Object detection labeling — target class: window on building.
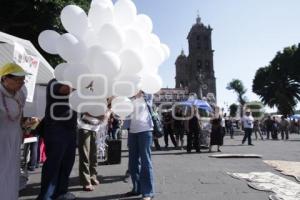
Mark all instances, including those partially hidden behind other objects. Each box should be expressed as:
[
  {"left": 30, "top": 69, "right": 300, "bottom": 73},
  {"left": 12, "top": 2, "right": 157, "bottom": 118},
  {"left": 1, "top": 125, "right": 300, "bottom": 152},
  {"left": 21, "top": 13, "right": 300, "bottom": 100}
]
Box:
[
  {"left": 196, "top": 35, "right": 201, "bottom": 40},
  {"left": 205, "top": 60, "right": 209, "bottom": 68},
  {"left": 197, "top": 60, "right": 202, "bottom": 71},
  {"left": 204, "top": 36, "right": 209, "bottom": 50},
  {"left": 197, "top": 42, "right": 201, "bottom": 50}
]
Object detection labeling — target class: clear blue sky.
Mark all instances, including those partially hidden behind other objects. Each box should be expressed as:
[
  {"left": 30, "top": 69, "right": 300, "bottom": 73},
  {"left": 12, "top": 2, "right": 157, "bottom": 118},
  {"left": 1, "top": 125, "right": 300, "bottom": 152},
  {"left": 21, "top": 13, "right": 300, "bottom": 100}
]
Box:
[{"left": 131, "top": 0, "right": 300, "bottom": 111}]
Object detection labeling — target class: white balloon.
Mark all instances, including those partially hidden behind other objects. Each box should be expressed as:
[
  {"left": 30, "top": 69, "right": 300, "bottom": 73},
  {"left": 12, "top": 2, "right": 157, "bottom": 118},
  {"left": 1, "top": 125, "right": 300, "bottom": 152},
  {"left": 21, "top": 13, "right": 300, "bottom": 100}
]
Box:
[
  {"left": 111, "top": 96, "right": 134, "bottom": 119},
  {"left": 82, "top": 45, "right": 104, "bottom": 65},
  {"left": 80, "top": 101, "right": 107, "bottom": 116},
  {"left": 60, "top": 5, "right": 88, "bottom": 38},
  {"left": 123, "top": 28, "right": 145, "bottom": 51},
  {"left": 89, "top": 50, "right": 121, "bottom": 79},
  {"left": 119, "top": 49, "right": 143, "bottom": 74},
  {"left": 140, "top": 73, "right": 163, "bottom": 94},
  {"left": 114, "top": 0, "right": 137, "bottom": 28},
  {"left": 91, "top": 0, "right": 113, "bottom": 9},
  {"left": 54, "top": 63, "right": 69, "bottom": 83},
  {"left": 160, "top": 43, "right": 170, "bottom": 60},
  {"left": 82, "top": 28, "right": 99, "bottom": 48},
  {"left": 69, "top": 90, "right": 85, "bottom": 112},
  {"left": 148, "top": 33, "right": 161, "bottom": 45},
  {"left": 133, "top": 14, "right": 153, "bottom": 33},
  {"left": 113, "top": 74, "right": 142, "bottom": 97},
  {"left": 97, "top": 23, "right": 125, "bottom": 52},
  {"left": 63, "top": 63, "right": 92, "bottom": 89},
  {"left": 77, "top": 74, "right": 109, "bottom": 99},
  {"left": 143, "top": 45, "right": 164, "bottom": 72},
  {"left": 38, "top": 30, "right": 60, "bottom": 54},
  {"left": 56, "top": 33, "right": 88, "bottom": 62},
  {"left": 88, "top": 4, "right": 114, "bottom": 32},
  {"left": 69, "top": 89, "right": 108, "bottom": 116}
]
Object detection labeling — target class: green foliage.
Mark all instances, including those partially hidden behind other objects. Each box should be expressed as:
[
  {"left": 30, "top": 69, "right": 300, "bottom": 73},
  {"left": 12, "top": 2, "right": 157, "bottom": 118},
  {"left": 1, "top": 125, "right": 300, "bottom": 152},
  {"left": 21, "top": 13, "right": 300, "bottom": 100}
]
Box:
[
  {"left": 0, "top": 0, "right": 90, "bottom": 67},
  {"left": 245, "top": 101, "right": 264, "bottom": 118},
  {"left": 229, "top": 103, "right": 238, "bottom": 117},
  {"left": 252, "top": 45, "right": 300, "bottom": 115},
  {"left": 226, "top": 79, "right": 247, "bottom": 106}
]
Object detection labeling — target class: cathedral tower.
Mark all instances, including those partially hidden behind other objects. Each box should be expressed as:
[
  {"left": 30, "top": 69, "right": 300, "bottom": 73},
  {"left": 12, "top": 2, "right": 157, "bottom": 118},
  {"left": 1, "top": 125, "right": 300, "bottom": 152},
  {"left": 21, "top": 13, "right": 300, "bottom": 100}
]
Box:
[{"left": 175, "top": 15, "right": 216, "bottom": 100}]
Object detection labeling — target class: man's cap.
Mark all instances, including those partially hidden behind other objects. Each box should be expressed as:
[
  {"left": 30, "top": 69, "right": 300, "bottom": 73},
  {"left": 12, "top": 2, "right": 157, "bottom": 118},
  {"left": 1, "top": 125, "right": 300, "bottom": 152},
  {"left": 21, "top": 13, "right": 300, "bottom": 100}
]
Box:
[{"left": 0, "top": 63, "right": 31, "bottom": 77}]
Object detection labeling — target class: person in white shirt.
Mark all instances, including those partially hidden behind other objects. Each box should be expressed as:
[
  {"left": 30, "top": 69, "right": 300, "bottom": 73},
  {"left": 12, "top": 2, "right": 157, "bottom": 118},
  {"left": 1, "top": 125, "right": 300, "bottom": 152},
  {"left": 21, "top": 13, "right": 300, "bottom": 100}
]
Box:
[
  {"left": 242, "top": 110, "right": 254, "bottom": 145},
  {"left": 123, "top": 91, "right": 154, "bottom": 200}
]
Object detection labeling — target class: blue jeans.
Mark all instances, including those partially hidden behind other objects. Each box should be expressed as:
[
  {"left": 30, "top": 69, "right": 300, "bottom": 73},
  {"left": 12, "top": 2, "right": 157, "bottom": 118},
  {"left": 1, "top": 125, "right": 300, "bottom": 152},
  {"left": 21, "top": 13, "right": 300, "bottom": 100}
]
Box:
[
  {"left": 242, "top": 128, "right": 253, "bottom": 145},
  {"left": 128, "top": 131, "right": 154, "bottom": 198},
  {"left": 111, "top": 128, "right": 120, "bottom": 140},
  {"left": 37, "top": 125, "right": 76, "bottom": 200}
]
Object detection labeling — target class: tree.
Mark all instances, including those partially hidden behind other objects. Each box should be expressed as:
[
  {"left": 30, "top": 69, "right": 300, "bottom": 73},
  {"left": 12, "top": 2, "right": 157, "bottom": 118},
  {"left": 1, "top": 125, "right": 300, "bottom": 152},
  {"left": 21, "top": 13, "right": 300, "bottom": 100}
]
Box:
[
  {"left": 245, "top": 101, "right": 264, "bottom": 119},
  {"left": 0, "top": 0, "right": 90, "bottom": 67},
  {"left": 226, "top": 79, "right": 247, "bottom": 117},
  {"left": 253, "top": 45, "right": 300, "bottom": 115},
  {"left": 229, "top": 103, "right": 238, "bottom": 118}
]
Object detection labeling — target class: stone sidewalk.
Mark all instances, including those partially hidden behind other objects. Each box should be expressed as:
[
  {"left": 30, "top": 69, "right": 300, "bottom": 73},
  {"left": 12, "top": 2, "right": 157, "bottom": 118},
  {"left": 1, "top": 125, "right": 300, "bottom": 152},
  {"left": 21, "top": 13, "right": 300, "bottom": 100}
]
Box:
[{"left": 19, "top": 134, "right": 300, "bottom": 200}]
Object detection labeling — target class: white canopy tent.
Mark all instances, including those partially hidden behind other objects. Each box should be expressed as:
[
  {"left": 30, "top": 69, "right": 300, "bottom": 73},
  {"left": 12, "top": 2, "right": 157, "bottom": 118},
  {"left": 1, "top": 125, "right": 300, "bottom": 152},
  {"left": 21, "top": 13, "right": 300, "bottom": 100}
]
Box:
[
  {"left": 0, "top": 31, "right": 54, "bottom": 84},
  {"left": 0, "top": 31, "right": 55, "bottom": 117}
]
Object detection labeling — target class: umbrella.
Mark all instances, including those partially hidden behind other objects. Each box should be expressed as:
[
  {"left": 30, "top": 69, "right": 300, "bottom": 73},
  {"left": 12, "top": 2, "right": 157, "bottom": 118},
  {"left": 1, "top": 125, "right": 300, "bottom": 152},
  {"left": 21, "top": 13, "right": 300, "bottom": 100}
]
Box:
[
  {"left": 290, "top": 114, "right": 300, "bottom": 120},
  {"left": 181, "top": 99, "right": 213, "bottom": 112}
]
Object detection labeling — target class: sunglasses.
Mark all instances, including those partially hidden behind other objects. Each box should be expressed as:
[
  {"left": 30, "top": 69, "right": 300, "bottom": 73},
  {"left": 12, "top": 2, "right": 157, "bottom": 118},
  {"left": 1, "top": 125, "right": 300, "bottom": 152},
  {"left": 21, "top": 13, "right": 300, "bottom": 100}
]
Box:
[{"left": 7, "top": 76, "right": 26, "bottom": 84}]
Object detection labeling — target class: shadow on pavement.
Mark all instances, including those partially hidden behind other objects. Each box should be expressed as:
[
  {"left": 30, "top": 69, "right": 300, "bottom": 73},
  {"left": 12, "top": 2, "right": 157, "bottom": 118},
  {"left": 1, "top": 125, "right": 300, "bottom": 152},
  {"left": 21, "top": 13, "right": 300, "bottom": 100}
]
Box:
[
  {"left": 19, "top": 176, "right": 82, "bottom": 198},
  {"left": 77, "top": 193, "right": 141, "bottom": 200},
  {"left": 99, "top": 175, "right": 125, "bottom": 184}
]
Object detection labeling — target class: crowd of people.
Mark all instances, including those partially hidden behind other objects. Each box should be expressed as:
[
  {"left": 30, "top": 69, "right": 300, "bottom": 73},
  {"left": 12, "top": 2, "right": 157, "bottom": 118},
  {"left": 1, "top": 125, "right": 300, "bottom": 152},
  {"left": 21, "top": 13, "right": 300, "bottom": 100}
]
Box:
[{"left": 1, "top": 62, "right": 300, "bottom": 200}]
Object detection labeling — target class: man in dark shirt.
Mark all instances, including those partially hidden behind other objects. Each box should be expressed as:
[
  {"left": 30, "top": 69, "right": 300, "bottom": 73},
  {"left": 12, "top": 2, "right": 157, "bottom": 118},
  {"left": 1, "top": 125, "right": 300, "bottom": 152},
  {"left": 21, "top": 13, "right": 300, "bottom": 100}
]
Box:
[
  {"left": 264, "top": 116, "right": 273, "bottom": 140},
  {"left": 163, "top": 111, "right": 177, "bottom": 149},
  {"left": 37, "top": 79, "right": 77, "bottom": 200}
]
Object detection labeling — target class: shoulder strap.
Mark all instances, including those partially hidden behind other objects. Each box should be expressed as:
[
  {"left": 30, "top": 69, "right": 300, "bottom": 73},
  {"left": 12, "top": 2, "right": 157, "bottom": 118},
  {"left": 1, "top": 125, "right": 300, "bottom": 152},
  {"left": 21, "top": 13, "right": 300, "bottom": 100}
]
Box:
[{"left": 143, "top": 96, "right": 153, "bottom": 117}]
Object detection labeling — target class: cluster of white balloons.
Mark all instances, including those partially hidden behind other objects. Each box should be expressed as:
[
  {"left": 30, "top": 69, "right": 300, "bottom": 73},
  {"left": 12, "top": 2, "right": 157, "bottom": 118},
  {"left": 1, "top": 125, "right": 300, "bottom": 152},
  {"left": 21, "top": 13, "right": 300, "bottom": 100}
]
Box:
[{"left": 38, "top": 0, "right": 170, "bottom": 117}]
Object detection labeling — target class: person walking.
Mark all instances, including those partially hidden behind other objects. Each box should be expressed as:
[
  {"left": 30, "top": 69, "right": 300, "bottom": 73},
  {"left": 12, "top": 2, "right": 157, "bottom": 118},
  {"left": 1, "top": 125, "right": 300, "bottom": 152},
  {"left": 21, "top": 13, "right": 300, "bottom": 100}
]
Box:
[
  {"left": 279, "top": 116, "right": 289, "bottom": 140},
  {"left": 174, "top": 108, "right": 184, "bottom": 150},
  {"left": 227, "top": 117, "right": 234, "bottom": 139},
  {"left": 253, "top": 120, "right": 264, "bottom": 140},
  {"left": 0, "top": 63, "right": 30, "bottom": 200},
  {"left": 242, "top": 110, "right": 254, "bottom": 145},
  {"left": 272, "top": 116, "right": 279, "bottom": 140},
  {"left": 162, "top": 111, "right": 177, "bottom": 149},
  {"left": 123, "top": 91, "right": 154, "bottom": 200},
  {"left": 37, "top": 79, "right": 77, "bottom": 200},
  {"left": 22, "top": 117, "right": 41, "bottom": 171},
  {"left": 186, "top": 106, "right": 201, "bottom": 153},
  {"left": 264, "top": 116, "right": 273, "bottom": 139},
  {"left": 209, "top": 117, "right": 223, "bottom": 152}
]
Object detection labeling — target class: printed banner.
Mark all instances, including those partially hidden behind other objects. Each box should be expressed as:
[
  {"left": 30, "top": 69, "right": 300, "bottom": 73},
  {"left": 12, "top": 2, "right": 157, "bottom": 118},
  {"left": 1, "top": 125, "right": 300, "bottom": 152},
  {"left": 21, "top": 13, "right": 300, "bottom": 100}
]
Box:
[{"left": 13, "top": 42, "right": 40, "bottom": 102}]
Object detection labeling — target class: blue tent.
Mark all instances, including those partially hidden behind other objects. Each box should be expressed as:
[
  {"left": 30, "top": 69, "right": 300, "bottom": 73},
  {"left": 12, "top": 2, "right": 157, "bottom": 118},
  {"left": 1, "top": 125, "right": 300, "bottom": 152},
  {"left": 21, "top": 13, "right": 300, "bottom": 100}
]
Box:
[{"left": 181, "top": 99, "right": 213, "bottom": 112}]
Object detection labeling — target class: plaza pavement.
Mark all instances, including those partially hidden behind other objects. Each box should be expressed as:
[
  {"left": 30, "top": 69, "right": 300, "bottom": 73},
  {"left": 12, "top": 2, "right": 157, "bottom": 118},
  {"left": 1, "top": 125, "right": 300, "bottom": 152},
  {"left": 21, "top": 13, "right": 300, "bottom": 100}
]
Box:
[{"left": 19, "top": 133, "right": 300, "bottom": 200}]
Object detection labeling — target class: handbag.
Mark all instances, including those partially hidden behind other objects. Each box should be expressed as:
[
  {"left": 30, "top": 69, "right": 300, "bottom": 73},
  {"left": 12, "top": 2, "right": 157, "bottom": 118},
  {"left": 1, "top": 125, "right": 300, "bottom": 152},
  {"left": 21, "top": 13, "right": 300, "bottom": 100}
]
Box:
[{"left": 144, "top": 98, "right": 164, "bottom": 138}]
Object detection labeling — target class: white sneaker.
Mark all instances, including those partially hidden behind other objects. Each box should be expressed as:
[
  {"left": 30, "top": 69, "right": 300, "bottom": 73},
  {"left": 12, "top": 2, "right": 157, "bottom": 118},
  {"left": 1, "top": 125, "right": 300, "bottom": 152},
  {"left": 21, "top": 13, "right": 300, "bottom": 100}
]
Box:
[
  {"left": 142, "top": 197, "right": 152, "bottom": 200},
  {"left": 55, "top": 192, "right": 76, "bottom": 200}
]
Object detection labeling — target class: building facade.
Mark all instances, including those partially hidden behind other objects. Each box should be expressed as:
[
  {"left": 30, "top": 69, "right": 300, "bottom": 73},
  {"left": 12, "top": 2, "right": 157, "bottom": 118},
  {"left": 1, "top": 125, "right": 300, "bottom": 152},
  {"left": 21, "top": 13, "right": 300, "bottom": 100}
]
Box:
[
  {"left": 153, "top": 87, "right": 189, "bottom": 107},
  {"left": 175, "top": 15, "right": 216, "bottom": 101}
]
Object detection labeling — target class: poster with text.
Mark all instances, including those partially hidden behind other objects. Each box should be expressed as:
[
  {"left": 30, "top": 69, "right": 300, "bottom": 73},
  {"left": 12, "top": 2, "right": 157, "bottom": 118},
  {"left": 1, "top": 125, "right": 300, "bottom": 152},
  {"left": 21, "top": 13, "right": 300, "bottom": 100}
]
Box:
[{"left": 13, "top": 42, "right": 40, "bottom": 102}]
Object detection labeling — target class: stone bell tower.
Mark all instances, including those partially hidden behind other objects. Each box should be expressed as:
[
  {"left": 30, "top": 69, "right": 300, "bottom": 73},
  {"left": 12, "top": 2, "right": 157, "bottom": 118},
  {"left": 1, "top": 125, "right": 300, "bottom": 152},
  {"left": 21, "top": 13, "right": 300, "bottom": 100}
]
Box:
[{"left": 175, "top": 15, "right": 216, "bottom": 100}]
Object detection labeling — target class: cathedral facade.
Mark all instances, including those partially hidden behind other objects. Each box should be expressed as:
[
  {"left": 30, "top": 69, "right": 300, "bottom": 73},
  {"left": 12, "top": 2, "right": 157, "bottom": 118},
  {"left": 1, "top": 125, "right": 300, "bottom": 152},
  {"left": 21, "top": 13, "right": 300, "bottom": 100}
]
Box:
[{"left": 175, "top": 16, "right": 216, "bottom": 101}]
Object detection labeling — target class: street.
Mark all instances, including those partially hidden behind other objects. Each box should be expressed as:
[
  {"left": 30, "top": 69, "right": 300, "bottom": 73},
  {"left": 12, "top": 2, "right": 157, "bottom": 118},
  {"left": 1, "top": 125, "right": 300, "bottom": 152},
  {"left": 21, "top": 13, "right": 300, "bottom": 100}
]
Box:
[{"left": 20, "top": 134, "right": 300, "bottom": 200}]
